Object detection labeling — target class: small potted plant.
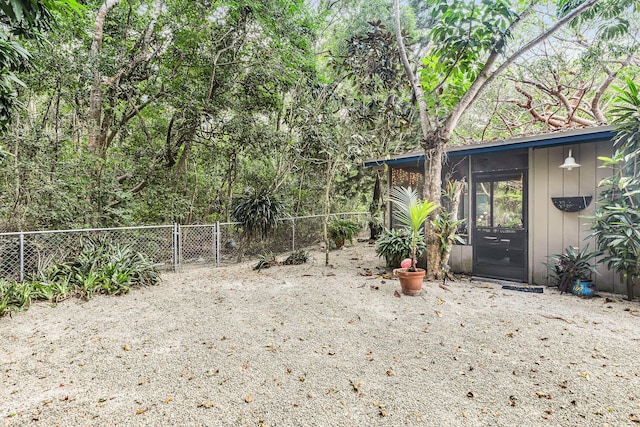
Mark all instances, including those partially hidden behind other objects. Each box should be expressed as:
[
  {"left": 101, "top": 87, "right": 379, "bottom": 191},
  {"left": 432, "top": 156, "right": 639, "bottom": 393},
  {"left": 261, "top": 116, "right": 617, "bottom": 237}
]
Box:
[
  {"left": 328, "top": 218, "right": 361, "bottom": 249},
  {"left": 545, "top": 245, "right": 602, "bottom": 295},
  {"left": 389, "top": 186, "right": 437, "bottom": 295},
  {"left": 375, "top": 227, "right": 425, "bottom": 268}
]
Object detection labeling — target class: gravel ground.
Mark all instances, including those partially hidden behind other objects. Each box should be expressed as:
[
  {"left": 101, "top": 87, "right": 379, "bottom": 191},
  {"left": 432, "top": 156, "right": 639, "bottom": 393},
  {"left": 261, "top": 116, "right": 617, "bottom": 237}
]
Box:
[{"left": 2, "top": 241, "right": 640, "bottom": 427}]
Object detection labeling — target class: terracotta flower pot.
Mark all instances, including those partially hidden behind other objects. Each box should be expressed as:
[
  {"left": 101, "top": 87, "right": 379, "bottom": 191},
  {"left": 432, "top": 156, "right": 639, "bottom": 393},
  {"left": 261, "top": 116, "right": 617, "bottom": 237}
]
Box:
[{"left": 394, "top": 268, "right": 426, "bottom": 296}]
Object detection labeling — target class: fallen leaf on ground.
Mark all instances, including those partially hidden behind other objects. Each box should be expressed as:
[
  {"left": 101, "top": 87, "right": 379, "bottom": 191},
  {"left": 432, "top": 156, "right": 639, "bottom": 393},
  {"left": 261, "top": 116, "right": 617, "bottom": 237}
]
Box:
[
  {"left": 136, "top": 408, "right": 148, "bottom": 415},
  {"left": 629, "top": 414, "right": 640, "bottom": 423},
  {"left": 435, "top": 310, "right": 442, "bottom": 318},
  {"left": 245, "top": 395, "right": 253, "bottom": 403},
  {"left": 394, "top": 291, "right": 401, "bottom": 298},
  {"left": 197, "top": 402, "right": 214, "bottom": 408}
]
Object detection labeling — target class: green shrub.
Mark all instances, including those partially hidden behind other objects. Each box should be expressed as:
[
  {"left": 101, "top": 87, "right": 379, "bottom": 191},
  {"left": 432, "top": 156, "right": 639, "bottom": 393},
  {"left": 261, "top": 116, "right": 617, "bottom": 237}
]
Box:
[
  {"left": 283, "top": 250, "right": 309, "bottom": 265},
  {"left": 328, "top": 218, "right": 361, "bottom": 248},
  {"left": 376, "top": 228, "right": 426, "bottom": 268},
  {"left": 253, "top": 249, "right": 309, "bottom": 271},
  {"left": 1, "top": 237, "right": 161, "bottom": 317},
  {"left": 0, "top": 279, "right": 34, "bottom": 317},
  {"left": 232, "top": 193, "right": 284, "bottom": 239},
  {"left": 254, "top": 251, "right": 278, "bottom": 271},
  {"left": 545, "top": 245, "right": 601, "bottom": 294},
  {"left": 60, "top": 237, "right": 161, "bottom": 298}
]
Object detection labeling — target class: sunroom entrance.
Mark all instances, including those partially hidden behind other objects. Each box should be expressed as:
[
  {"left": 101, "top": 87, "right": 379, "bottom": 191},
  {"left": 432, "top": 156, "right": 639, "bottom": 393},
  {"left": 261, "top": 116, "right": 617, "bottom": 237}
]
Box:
[{"left": 472, "top": 151, "right": 528, "bottom": 282}]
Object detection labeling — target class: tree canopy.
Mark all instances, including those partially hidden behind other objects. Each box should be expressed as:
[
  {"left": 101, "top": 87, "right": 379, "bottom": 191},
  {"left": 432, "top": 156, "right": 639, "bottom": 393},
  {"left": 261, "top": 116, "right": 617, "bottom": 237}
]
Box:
[{"left": 0, "top": 0, "right": 637, "bottom": 237}]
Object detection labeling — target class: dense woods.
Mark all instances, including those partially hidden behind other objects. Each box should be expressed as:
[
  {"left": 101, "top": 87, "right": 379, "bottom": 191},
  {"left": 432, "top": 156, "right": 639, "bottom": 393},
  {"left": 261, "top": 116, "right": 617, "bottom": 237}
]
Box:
[{"left": 0, "top": 0, "right": 637, "bottom": 234}]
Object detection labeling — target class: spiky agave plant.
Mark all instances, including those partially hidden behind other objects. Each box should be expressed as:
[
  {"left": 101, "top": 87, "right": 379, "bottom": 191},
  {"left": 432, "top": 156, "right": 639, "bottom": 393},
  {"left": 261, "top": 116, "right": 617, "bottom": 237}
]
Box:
[
  {"left": 232, "top": 193, "right": 284, "bottom": 240},
  {"left": 389, "top": 186, "right": 437, "bottom": 271}
]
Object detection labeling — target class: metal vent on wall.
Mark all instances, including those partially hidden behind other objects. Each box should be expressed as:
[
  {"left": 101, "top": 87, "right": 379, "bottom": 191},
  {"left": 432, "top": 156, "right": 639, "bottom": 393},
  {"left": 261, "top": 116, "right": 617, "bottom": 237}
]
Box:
[{"left": 551, "top": 196, "right": 592, "bottom": 212}]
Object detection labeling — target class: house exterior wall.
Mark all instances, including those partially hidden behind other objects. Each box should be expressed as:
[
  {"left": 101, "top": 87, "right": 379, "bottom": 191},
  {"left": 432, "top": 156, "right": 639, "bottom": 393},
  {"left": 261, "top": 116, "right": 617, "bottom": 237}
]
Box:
[
  {"left": 449, "top": 245, "right": 473, "bottom": 273},
  {"left": 528, "top": 141, "right": 624, "bottom": 293},
  {"left": 384, "top": 134, "right": 627, "bottom": 293}
]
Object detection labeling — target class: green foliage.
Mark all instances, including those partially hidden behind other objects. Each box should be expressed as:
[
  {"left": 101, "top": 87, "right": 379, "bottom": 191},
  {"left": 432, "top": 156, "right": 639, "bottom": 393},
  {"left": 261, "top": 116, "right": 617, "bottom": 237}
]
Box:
[
  {"left": 431, "top": 211, "right": 466, "bottom": 255},
  {"left": 32, "top": 236, "right": 160, "bottom": 299},
  {"left": 337, "top": 20, "right": 409, "bottom": 94},
  {"left": 253, "top": 251, "right": 277, "bottom": 272},
  {"left": 328, "top": 218, "right": 361, "bottom": 247},
  {"left": 253, "top": 249, "right": 309, "bottom": 271},
  {"left": 31, "top": 273, "right": 73, "bottom": 302},
  {"left": 545, "top": 245, "right": 601, "bottom": 294},
  {"left": 389, "top": 186, "right": 437, "bottom": 271},
  {"left": 0, "top": 279, "right": 33, "bottom": 317},
  {"left": 283, "top": 249, "right": 309, "bottom": 265},
  {"left": 1, "top": 237, "right": 160, "bottom": 317},
  {"left": 420, "top": 0, "right": 521, "bottom": 115},
  {"left": 589, "top": 78, "right": 640, "bottom": 298},
  {"left": 591, "top": 204, "right": 640, "bottom": 279},
  {"left": 232, "top": 193, "right": 285, "bottom": 240},
  {"left": 0, "top": 0, "right": 329, "bottom": 231},
  {"left": 558, "top": 0, "right": 637, "bottom": 41},
  {"left": 375, "top": 227, "right": 425, "bottom": 268},
  {"left": 610, "top": 78, "right": 640, "bottom": 154},
  {"left": 68, "top": 237, "right": 161, "bottom": 296},
  {"left": 0, "top": 0, "right": 82, "bottom": 129}
]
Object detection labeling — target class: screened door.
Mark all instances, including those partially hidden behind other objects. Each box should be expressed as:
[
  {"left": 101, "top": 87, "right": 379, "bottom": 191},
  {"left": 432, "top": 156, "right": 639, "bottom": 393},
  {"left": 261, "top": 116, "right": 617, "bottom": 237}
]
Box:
[{"left": 473, "top": 171, "right": 527, "bottom": 281}]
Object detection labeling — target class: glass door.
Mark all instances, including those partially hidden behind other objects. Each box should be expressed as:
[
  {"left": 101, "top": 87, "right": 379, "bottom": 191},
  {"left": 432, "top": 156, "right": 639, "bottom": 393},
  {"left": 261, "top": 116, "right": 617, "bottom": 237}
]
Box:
[{"left": 473, "top": 172, "right": 527, "bottom": 281}]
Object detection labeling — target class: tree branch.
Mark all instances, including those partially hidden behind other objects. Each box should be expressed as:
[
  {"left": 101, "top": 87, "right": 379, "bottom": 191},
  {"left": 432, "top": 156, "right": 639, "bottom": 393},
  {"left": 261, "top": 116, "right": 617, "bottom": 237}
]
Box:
[
  {"left": 393, "top": 0, "right": 432, "bottom": 137},
  {"left": 592, "top": 54, "right": 633, "bottom": 123},
  {"left": 446, "top": 0, "right": 601, "bottom": 135}
]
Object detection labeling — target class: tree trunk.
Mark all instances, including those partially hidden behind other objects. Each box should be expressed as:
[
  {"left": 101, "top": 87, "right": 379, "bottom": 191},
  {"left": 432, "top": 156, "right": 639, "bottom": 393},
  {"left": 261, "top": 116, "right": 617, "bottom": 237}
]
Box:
[
  {"left": 368, "top": 171, "right": 383, "bottom": 240},
  {"left": 626, "top": 276, "right": 635, "bottom": 301},
  {"left": 88, "top": 0, "right": 121, "bottom": 155},
  {"left": 421, "top": 133, "right": 448, "bottom": 278}
]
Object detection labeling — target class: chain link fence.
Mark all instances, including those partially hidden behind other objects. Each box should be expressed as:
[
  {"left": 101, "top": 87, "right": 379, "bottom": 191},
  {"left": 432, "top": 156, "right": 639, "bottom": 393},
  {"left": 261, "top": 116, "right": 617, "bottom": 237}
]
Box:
[{"left": 0, "top": 213, "right": 369, "bottom": 281}]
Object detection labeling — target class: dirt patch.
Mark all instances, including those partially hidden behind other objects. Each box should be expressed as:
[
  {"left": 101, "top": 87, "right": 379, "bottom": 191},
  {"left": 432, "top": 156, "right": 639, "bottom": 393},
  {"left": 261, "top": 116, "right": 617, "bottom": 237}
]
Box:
[{"left": 2, "top": 242, "right": 640, "bottom": 426}]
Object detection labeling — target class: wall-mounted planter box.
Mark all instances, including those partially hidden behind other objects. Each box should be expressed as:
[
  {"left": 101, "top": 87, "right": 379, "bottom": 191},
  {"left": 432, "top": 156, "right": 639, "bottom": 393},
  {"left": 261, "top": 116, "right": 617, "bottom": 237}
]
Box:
[{"left": 551, "top": 196, "right": 593, "bottom": 212}]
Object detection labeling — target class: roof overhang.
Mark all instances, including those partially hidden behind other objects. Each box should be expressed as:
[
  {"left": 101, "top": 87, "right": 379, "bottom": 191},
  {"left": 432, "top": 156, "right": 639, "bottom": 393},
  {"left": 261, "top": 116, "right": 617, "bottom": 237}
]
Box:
[{"left": 364, "top": 125, "right": 619, "bottom": 169}]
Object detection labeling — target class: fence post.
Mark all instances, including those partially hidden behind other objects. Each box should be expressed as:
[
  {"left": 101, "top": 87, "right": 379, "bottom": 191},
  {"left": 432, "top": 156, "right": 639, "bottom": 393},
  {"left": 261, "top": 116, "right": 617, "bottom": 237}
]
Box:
[
  {"left": 215, "top": 221, "right": 220, "bottom": 268},
  {"left": 19, "top": 232, "right": 24, "bottom": 282},
  {"left": 173, "top": 223, "right": 180, "bottom": 273},
  {"left": 291, "top": 219, "right": 296, "bottom": 252}
]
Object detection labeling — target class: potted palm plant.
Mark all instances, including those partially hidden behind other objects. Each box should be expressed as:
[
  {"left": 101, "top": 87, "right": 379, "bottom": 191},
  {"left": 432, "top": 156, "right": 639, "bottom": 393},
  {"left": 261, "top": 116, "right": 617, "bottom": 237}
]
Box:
[{"left": 389, "top": 186, "right": 437, "bottom": 295}]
